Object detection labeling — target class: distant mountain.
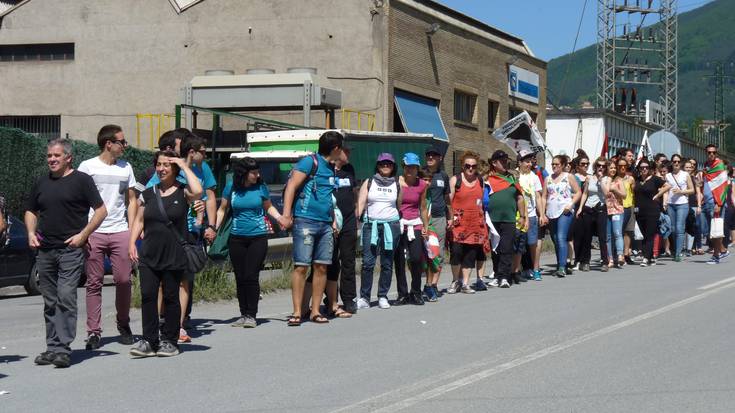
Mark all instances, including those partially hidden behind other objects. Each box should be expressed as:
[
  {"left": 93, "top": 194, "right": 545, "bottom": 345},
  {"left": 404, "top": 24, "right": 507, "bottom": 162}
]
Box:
[{"left": 547, "top": 0, "right": 735, "bottom": 126}]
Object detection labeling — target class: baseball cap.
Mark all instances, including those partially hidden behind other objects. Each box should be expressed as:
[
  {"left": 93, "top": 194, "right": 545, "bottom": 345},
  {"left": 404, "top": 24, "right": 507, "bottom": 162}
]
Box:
[
  {"left": 425, "top": 145, "right": 443, "bottom": 156},
  {"left": 517, "top": 149, "right": 535, "bottom": 160},
  {"left": 403, "top": 152, "right": 421, "bottom": 166},
  {"left": 376, "top": 153, "right": 395, "bottom": 163},
  {"left": 490, "top": 150, "right": 509, "bottom": 162}
]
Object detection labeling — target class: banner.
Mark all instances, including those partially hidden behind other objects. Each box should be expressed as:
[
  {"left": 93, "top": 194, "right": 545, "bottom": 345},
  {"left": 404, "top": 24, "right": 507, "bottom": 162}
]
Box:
[
  {"left": 492, "top": 111, "right": 546, "bottom": 155},
  {"left": 635, "top": 130, "right": 652, "bottom": 167}
]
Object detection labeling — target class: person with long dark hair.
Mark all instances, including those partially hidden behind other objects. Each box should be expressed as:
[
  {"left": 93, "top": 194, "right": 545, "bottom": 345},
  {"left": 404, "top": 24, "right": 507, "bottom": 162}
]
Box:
[
  {"left": 543, "top": 155, "right": 581, "bottom": 277},
  {"left": 214, "top": 157, "right": 287, "bottom": 328},
  {"left": 634, "top": 158, "right": 670, "bottom": 267},
  {"left": 129, "top": 150, "right": 202, "bottom": 357},
  {"left": 665, "top": 153, "right": 695, "bottom": 262},
  {"left": 569, "top": 149, "right": 589, "bottom": 270}
]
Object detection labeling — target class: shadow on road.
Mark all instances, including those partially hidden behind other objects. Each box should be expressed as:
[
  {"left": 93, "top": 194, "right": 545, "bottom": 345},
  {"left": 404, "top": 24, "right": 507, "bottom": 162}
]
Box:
[
  {"left": 179, "top": 344, "right": 210, "bottom": 353},
  {"left": 0, "top": 355, "right": 26, "bottom": 364},
  {"left": 70, "top": 349, "right": 118, "bottom": 364}
]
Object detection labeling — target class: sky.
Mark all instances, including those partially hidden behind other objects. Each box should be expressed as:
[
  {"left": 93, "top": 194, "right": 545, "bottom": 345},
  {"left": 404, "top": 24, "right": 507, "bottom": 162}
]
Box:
[{"left": 438, "top": 0, "right": 715, "bottom": 61}]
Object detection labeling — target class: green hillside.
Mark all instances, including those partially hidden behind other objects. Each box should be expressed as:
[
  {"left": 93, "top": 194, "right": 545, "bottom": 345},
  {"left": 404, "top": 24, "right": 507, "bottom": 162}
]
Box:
[{"left": 547, "top": 0, "right": 735, "bottom": 126}]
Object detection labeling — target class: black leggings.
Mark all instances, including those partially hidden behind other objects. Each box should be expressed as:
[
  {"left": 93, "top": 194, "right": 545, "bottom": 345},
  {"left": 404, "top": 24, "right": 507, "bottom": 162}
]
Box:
[
  {"left": 636, "top": 214, "right": 659, "bottom": 261},
  {"left": 229, "top": 235, "right": 268, "bottom": 318},
  {"left": 395, "top": 229, "right": 425, "bottom": 296},
  {"left": 139, "top": 265, "right": 182, "bottom": 346},
  {"left": 575, "top": 206, "right": 609, "bottom": 264}
]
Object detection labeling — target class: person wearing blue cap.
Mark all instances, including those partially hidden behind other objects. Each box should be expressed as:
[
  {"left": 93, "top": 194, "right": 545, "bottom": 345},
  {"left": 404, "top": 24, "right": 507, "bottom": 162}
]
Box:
[{"left": 394, "top": 153, "right": 430, "bottom": 305}]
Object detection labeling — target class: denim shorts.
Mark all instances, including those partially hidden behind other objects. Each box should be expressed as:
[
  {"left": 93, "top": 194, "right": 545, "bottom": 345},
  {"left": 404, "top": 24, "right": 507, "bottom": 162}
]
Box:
[
  {"left": 526, "top": 216, "right": 539, "bottom": 246},
  {"left": 292, "top": 217, "right": 334, "bottom": 267}
]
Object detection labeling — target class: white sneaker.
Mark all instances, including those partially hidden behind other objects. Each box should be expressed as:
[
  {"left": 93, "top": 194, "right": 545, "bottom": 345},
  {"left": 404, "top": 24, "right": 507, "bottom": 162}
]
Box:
[
  {"left": 447, "top": 280, "right": 460, "bottom": 294},
  {"left": 356, "top": 297, "right": 370, "bottom": 309},
  {"left": 488, "top": 279, "right": 499, "bottom": 288},
  {"left": 500, "top": 279, "right": 511, "bottom": 288},
  {"left": 378, "top": 297, "right": 390, "bottom": 309}
]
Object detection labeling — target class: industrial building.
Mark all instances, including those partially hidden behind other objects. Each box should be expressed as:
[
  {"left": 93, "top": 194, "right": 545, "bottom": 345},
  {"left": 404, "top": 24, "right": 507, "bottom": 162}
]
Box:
[{"left": 0, "top": 0, "right": 546, "bottom": 165}]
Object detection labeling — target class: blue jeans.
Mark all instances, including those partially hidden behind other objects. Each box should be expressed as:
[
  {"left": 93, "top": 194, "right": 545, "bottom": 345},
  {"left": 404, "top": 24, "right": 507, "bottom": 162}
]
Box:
[
  {"left": 292, "top": 217, "right": 334, "bottom": 267},
  {"left": 549, "top": 211, "right": 574, "bottom": 269},
  {"left": 360, "top": 221, "right": 400, "bottom": 300},
  {"left": 526, "top": 216, "right": 539, "bottom": 245},
  {"left": 667, "top": 203, "right": 689, "bottom": 257},
  {"left": 606, "top": 213, "right": 624, "bottom": 260}
]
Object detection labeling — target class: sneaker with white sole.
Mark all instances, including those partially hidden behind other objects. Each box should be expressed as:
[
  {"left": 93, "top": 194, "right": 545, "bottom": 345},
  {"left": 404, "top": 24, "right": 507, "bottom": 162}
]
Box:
[
  {"left": 487, "top": 278, "right": 499, "bottom": 288},
  {"left": 356, "top": 297, "right": 370, "bottom": 309},
  {"left": 707, "top": 256, "right": 720, "bottom": 265},
  {"left": 156, "top": 340, "right": 180, "bottom": 357},
  {"left": 130, "top": 339, "right": 156, "bottom": 358},
  {"left": 499, "top": 279, "right": 511, "bottom": 288},
  {"left": 461, "top": 284, "right": 476, "bottom": 294},
  {"left": 447, "top": 280, "right": 461, "bottom": 294},
  {"left": 720, "top": 250, "right": 731, "bottom": 260},
  {"left": 378, "top": 297, "right": 390, "bottom": 309}
]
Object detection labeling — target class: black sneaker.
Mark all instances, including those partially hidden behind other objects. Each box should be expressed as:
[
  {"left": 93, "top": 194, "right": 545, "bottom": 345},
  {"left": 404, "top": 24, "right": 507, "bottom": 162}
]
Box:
[
  {"left": 409, "top": 292, "right": 425, "bottom": 305},
  {"left": 85, "top": 333, "right": 101, "bottom": 350},
  {"left": 118, "top": 324, "right": 134, "bottom": 345},
  {"left": 52, "top": 353, "right": 71, "bottom": 368},
  {"left": 625, "top": 256, "right": 636, "bottom": 265},
  {"left": 393, "top": 295, "right": 409, "bottom": 306},
  {"left": 473, "top": 278, "right": 488, "bottom": 291},
  {"left": 34, "top": 351, "right": 56, "bottom": 366}
]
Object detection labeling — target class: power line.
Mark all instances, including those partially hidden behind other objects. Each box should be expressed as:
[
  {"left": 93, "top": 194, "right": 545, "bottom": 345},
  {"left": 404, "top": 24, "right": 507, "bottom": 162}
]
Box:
[{"left": 558, "top": 0, "right": 589, "bottom": 105}]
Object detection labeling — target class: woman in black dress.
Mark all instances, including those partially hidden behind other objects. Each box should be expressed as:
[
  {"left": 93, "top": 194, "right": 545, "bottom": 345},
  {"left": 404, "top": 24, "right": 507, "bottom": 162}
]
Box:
[
  {"left": 634, "top": 158, "right": 671, "bottom": 267},
  {"left": 128, "top": 150, "right": 202, "bottom": 357}
]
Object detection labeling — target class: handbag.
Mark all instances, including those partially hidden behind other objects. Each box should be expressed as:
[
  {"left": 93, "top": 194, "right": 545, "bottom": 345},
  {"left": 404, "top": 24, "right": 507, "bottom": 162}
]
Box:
[
  {"left": 685, "top": 209, "right": 697, "bottom": 236},
  {"left": 710, "top": 217, "right": 724, "bottom": 239},
  {"left": 207, "top": 214, "right": 232, "bottom": 260},
  {"left": 153, "top": 185, "right": 208, "bottom": 274}
]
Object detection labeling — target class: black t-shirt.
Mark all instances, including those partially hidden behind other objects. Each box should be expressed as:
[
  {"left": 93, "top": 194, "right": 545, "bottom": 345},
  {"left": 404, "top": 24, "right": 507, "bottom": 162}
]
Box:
[
  {"left": 334, "top": 164, "right": 357, "bottom": 232},
  {"left": 26, "top": 170, "right": 104, "bottom": 249},
  {"left": 139, "top": 184, "right": 189, "bottom": 271},
  {"left": 635, "top": 176, "right": 665, "bottom": 217},
  {"left": 428, "top": 170, "right": 450, "bottom": 217}
]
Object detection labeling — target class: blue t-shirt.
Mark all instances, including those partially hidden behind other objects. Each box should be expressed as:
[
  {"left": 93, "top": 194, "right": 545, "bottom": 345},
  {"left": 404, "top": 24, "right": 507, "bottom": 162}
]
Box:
[
  {"left": 223, "top": 180, "right": 270, "bottom": 236},
  {"left": 147, "top": 162, "right": 217, "bottom": 231},
  {"left": 293, "top": 154, "right": 335, "bottom": 223}
]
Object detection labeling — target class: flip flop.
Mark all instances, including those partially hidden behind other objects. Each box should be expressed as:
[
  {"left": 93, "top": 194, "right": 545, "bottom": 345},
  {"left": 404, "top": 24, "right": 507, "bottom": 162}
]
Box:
[
  {"left": 330, "top": 308, "right": 353, "bottom": 319},
  {"left": 310, "top": 314, "right": 329, "bottom": 324},
  {"left": 287, "top": 315, "right": 302, "bottom": 327}
]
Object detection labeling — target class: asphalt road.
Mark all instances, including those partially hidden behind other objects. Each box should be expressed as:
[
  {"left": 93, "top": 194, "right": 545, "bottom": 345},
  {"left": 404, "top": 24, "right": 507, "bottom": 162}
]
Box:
[{"left": 1, "top": 252, "right": 734, "bottom": 412}]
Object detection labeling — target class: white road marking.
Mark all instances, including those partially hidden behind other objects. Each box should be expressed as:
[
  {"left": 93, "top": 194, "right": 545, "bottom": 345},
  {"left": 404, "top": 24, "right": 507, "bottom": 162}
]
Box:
[
  {"left": 333, "top": 280, "right": 735, "bottom": 413},
  {"left": 697, "top": 275, "right": 735, "bottom": 290}
]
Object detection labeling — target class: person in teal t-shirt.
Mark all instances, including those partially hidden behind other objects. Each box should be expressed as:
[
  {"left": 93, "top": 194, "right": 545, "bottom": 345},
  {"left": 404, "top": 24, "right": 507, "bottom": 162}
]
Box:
[
  {"left": 281, "top": 131, "right": 344, "bottom": 326},
  {"left": 215, "top": 157, "right": 287, "bottom": 328}
]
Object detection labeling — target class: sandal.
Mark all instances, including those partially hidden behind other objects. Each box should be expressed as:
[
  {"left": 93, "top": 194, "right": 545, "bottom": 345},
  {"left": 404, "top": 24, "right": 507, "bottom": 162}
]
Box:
[
  {"left": 310, "top": 314, "right": 329, "bottom": 324},
  {"left": 287, "top": 315, "right": 302, "bottom": 327},
  {"left": 330, "top": 308, "right": 353, "bottom": 319}
]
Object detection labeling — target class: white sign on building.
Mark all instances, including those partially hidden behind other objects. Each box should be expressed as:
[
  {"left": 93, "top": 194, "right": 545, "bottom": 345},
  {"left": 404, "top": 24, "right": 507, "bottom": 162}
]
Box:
[
  {"left": 508, "top": 65, "right": 540, "bottom": 104},
  {"left": 645, "top": 100, "right": 666, "bottom": 128}
]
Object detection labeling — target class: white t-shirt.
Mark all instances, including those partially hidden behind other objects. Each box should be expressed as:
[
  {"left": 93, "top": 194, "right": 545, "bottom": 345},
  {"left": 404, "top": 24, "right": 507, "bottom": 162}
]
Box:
[
  {"left": 78, "top": 156, "right": 137, "bottom": 233},
  {"left": 518, "top": 171, "right": 542, "bottom": 217},
  {"left": 666, "top": 171, "right": 689, "bottom": 205}
]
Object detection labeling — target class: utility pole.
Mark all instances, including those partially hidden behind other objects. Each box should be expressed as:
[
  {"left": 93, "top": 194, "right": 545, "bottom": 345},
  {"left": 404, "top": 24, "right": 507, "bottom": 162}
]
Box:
[{"left": 704, "top": 62, "right": 734, "bottom": 149}]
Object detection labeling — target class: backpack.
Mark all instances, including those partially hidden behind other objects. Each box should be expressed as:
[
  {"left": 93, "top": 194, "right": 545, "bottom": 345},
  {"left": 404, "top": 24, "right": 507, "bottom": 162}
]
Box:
[{"left": 283, "top": 153, "right": 319, "bottom": 202}]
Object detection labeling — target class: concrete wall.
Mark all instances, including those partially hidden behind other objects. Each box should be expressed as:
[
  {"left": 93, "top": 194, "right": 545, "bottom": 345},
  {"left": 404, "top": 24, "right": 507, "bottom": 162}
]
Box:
[
  {"left": 386, "top": 1, "right": 547, "bottom": 164},
  {"left": 0, "top": 0, "right": 384, "bottom": 145}
]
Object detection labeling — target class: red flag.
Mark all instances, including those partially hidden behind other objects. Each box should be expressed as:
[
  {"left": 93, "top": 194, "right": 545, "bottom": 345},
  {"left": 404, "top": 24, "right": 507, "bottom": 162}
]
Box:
[{"left": 601, "top": 133, "right": 609, "bottom": 158}]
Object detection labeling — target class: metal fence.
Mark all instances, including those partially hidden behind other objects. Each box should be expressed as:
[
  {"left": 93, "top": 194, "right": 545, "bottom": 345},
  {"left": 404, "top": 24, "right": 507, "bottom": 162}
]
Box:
[{"left": 0, "top": 115, "right": 60, "bottom": 140}]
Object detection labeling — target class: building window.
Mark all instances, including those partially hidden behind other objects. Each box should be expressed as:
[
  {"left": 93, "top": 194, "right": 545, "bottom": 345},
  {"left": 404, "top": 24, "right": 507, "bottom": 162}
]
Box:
[
  {"left": 509, "top": 107, "right": 524, "bottom": 119},
  {"left": 0, "top": 43, "right": 75, "bottom": 62},
  {"left": 454, "top": 91, "right": 477, "bottom": 124},
  {"left": 488, "top": 100, "right": 499, "bottom": 129},
  {"left": 0, "top": 115, "right": 61, "bottom": 140}
]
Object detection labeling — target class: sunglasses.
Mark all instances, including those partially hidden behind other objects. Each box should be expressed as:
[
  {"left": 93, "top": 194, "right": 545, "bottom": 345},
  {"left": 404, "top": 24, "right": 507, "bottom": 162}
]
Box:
[
  {"left": 464, "top": 164, "right": 477, "bottom": 170},
  {"left": 707, "top": 151, "right": 717, "bottom": 155},
  {"left": 579, "top": 162, "right": 589, "bottom": 166},
  {"left": 596, "top": 164, "right": 606, "bottom": 168},
  {"left": 551, "top": 163, "right": 561, "bottom": 167},
  {"left": 378, "top": 161, "right": 394, "bottom": 167},
  {"left": 672, "top": 160, "right": 680, "bottom": 164},
  {"left": 111, "top": 139, "right": 128, "bottom": 147}
]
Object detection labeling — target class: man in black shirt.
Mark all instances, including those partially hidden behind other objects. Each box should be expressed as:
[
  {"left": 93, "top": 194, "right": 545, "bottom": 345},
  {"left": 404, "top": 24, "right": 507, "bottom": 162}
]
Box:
[
  {"left": 25, "top": 139, "right": 107, "bottom": 368},
  {"left": 423, "top": 146, "right": 452, "bottom": 301},
  {"left": 327, "top": 147, "right": 358, "bottom": 315}
]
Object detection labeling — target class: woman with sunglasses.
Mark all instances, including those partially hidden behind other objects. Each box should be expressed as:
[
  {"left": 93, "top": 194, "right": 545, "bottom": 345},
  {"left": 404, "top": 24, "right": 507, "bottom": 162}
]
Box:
[
  {"left": 634, "top": 158, "right": 671, "bottom": 267},
  {"left": 605, "top": 159, "right": 627, "bottom": 268},
  {"left": 448, "top": 151, "right": 487, "bottom": 293},
  {"left": 664, "top": 154, "right": 695, "bottom": 262},
  {"left": 356, "top": 153, "right": 401, "bottom": 310},
  {"left": 568, "top": 150, "right": 589, "bottom": 271},
  {"left": 575, "top": 156, "right": 609, "bottom": 272},
  {"left": 543, "top": 155, "right": 581, "bottom": 277}
]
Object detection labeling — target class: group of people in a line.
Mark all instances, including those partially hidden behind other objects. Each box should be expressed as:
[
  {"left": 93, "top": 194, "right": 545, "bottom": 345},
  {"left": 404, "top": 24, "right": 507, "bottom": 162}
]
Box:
[{"left": 19, "top": 125, "right": 734, "bottom": 368}]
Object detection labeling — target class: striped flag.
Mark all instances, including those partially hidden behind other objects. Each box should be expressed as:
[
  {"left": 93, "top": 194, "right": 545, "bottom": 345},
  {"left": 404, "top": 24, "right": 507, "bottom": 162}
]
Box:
[
  {"left": 705, "top": 158, "right": 729, "bottom": 208},
  {"left": 635, "top": 131, "right": 652, "bottom": 167}
]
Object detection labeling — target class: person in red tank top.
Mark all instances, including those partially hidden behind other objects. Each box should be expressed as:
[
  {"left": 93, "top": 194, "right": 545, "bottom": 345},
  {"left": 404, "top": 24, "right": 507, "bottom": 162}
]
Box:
[{"left": 448, "top": 151, "right": 487, "bottom": 294}]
